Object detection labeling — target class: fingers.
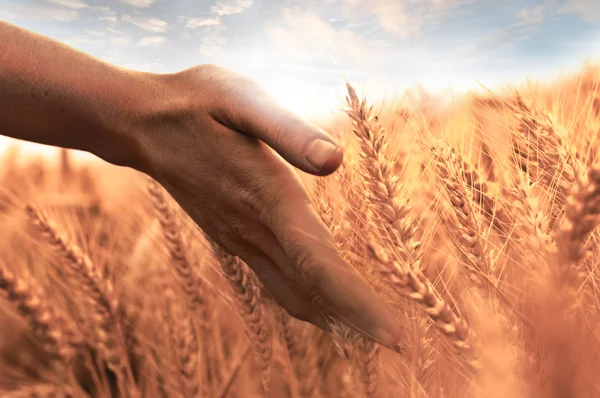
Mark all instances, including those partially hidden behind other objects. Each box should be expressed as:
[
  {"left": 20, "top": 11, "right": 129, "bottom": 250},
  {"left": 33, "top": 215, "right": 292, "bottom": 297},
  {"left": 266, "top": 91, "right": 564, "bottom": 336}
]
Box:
[
  {"left": 209, "top": 69, "right": 343, "bottom": 176},
  {"left": 227, "top": 238, "right": 330, "bottom": 332},
  {"left": 265, "top": 200, "right": 403, "bottom": 349}
]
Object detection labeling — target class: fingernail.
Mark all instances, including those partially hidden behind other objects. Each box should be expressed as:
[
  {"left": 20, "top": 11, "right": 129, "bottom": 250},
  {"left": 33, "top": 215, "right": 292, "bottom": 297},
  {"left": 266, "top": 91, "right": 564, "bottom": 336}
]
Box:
[{"left": 305, "top": 139, "right": 339, "bottom": 172}]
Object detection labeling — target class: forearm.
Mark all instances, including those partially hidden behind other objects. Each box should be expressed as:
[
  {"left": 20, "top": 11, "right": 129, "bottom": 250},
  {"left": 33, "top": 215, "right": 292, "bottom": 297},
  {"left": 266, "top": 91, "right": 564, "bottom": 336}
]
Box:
[{"left": 0, "top": 20, "right": 163, "bottom": 167}]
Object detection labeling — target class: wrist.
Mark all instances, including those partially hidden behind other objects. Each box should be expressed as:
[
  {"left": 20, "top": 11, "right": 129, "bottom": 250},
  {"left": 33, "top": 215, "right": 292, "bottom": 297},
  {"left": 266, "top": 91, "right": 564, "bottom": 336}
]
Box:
[{"left": 94, "top": 70, "right": 188, "bottom": 175}]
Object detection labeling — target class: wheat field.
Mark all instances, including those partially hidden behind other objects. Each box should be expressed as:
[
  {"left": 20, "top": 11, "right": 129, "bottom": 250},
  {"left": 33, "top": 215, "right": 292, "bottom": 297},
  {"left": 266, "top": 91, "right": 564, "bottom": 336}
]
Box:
[{"left": 1, "top": 63, "right": 600, "bottom": 398}]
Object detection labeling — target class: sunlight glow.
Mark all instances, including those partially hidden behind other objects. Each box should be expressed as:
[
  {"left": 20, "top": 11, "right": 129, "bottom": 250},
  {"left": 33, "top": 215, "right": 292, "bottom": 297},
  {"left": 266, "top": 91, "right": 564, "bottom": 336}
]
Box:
[
  {"left": 0, "top": 137, "right": 97, "bottom": 163},
  {"left": 243, "top": 68, "right": 347, "bottom": 119}
]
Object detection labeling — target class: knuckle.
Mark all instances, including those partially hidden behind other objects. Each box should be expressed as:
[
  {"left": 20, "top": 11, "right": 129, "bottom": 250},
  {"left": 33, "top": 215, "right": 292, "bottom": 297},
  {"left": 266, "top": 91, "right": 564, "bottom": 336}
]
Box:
[
  {"left": 308, "top": 289, "right": 326, "bottom": 309},
  {"left": 227, "top": 216, "right": 253, "bottom": 243},
  {"left": 269, "top": 112, "right": 307, "bottom": 154},
  {"left": 269, "top": 119, "right": 287, "bottom": 149},
  {"left": 294, "top": 251, "right": 324, "bottom": 285}
]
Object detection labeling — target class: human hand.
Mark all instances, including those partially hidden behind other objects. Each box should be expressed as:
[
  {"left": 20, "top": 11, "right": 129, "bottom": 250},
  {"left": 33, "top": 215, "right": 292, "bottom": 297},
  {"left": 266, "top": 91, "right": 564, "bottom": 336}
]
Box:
[{"left": 131, "top": 64, "right": 402, "bottom": 349}]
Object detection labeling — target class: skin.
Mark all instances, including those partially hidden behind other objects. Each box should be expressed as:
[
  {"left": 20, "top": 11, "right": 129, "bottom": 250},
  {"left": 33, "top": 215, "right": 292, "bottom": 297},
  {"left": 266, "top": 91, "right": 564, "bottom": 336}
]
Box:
[{"left": 0, "top": 20, "right": 403, "bottom": 350}]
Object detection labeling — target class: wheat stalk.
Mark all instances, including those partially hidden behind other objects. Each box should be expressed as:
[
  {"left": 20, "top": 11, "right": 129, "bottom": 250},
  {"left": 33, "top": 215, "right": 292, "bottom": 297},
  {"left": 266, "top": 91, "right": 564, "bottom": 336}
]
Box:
[
  {"left": 211, "top": 246, "right": 272, "bottom": 392},
  {"left": 0, "top": 260, "right": 82, "bottom": 367},
  {"left": 25, "top": 205, "right": 138, "bottom": 397}
]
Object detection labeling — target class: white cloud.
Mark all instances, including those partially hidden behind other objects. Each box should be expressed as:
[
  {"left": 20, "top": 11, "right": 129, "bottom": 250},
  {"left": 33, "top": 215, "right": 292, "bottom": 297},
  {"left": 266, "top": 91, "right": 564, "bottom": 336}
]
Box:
[
  {"left": 99, "top": 15, "right": 118, "bottom": 23},
  {"left": 47, "top": 0, "right": 88, "bottom": 8},
  {"left": 342, "top": 0, "right": 471, "bottom": 39},
  {"left": 185, "top": 17, "right": 221, "bottom": 28},
  {"left": 138, "top": 36, "right": 167, "bottom": 47},
  {"left": 92, "top": 6, "right": 112, "bottom": 13},
  {"left": 122, "top": 15, "right": 168, "bottom": 32},
  {"left": 0, "top": 3, "right": 79, "bottom": 21},
  {"left": 87, "top": 6, "right": 117, "bottom": 22},
  {"left": 200, "top": 43, "right": 226, "bottom": 57},
  {"left": 558, "top": 0, "right": 600, "bottom": 21},
  {"left": 111, "top": 36, "right": 132, "bottom": 46},
  {"left": 180, "top": 0, "right": 253, "bottom": 58},
  {"left": 195, "top": 28, "right": 228, "bottom": 57},
  {"left": 266, "top": 8, "right": 380, "bottom": 63},
  {"left": 367, "top": 0, "right": 417, "bottom": 38},
  {"left": 84, "top": 29, "right": 105, "bottom": 37},
  {"left": 211, "top": 0, "right": 253, "bottom": 16},
  {"left": 38, "top": 6, "right": 79, "bottom": 21},
  {"left": 464, "top": 4, "right": 548, "bottom": 58},
  {"left": 120, "top": 0, "right": 154, "bottom": 7},
  {"left": 517, "top": 3, "right": 547, "bottom": 25}
]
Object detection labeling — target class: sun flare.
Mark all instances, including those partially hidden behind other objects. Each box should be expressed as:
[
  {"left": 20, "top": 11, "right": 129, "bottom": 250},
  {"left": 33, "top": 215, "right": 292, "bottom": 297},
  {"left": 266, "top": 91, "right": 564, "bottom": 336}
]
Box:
[{"left": 244, "top": 67, "right": 348, "bottom": 119}]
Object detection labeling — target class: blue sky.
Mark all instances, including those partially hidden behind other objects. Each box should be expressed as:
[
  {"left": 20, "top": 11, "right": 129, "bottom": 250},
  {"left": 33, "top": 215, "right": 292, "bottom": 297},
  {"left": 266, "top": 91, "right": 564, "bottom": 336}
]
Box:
[{"left": 1, "top": 0, "right": 600, "bottom": 117}]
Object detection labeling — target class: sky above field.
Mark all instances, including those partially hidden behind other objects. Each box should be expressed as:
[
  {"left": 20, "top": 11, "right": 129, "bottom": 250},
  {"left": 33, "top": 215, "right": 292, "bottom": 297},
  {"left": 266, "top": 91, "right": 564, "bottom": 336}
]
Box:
[{"left": 1, "top": 0, "right": 600, "bottom": 119}]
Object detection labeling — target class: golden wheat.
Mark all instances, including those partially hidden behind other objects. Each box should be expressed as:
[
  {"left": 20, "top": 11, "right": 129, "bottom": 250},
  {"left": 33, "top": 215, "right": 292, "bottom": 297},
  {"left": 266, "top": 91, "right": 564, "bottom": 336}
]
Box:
[{"left": 1, "top": 63, "right": 600, "bottom": 397}]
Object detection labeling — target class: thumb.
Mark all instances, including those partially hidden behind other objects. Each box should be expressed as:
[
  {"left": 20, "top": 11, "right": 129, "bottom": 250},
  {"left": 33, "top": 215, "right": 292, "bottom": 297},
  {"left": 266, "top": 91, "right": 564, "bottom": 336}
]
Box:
[{"left": 212, "top": 74, "right": 344, "bottom": 176}]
